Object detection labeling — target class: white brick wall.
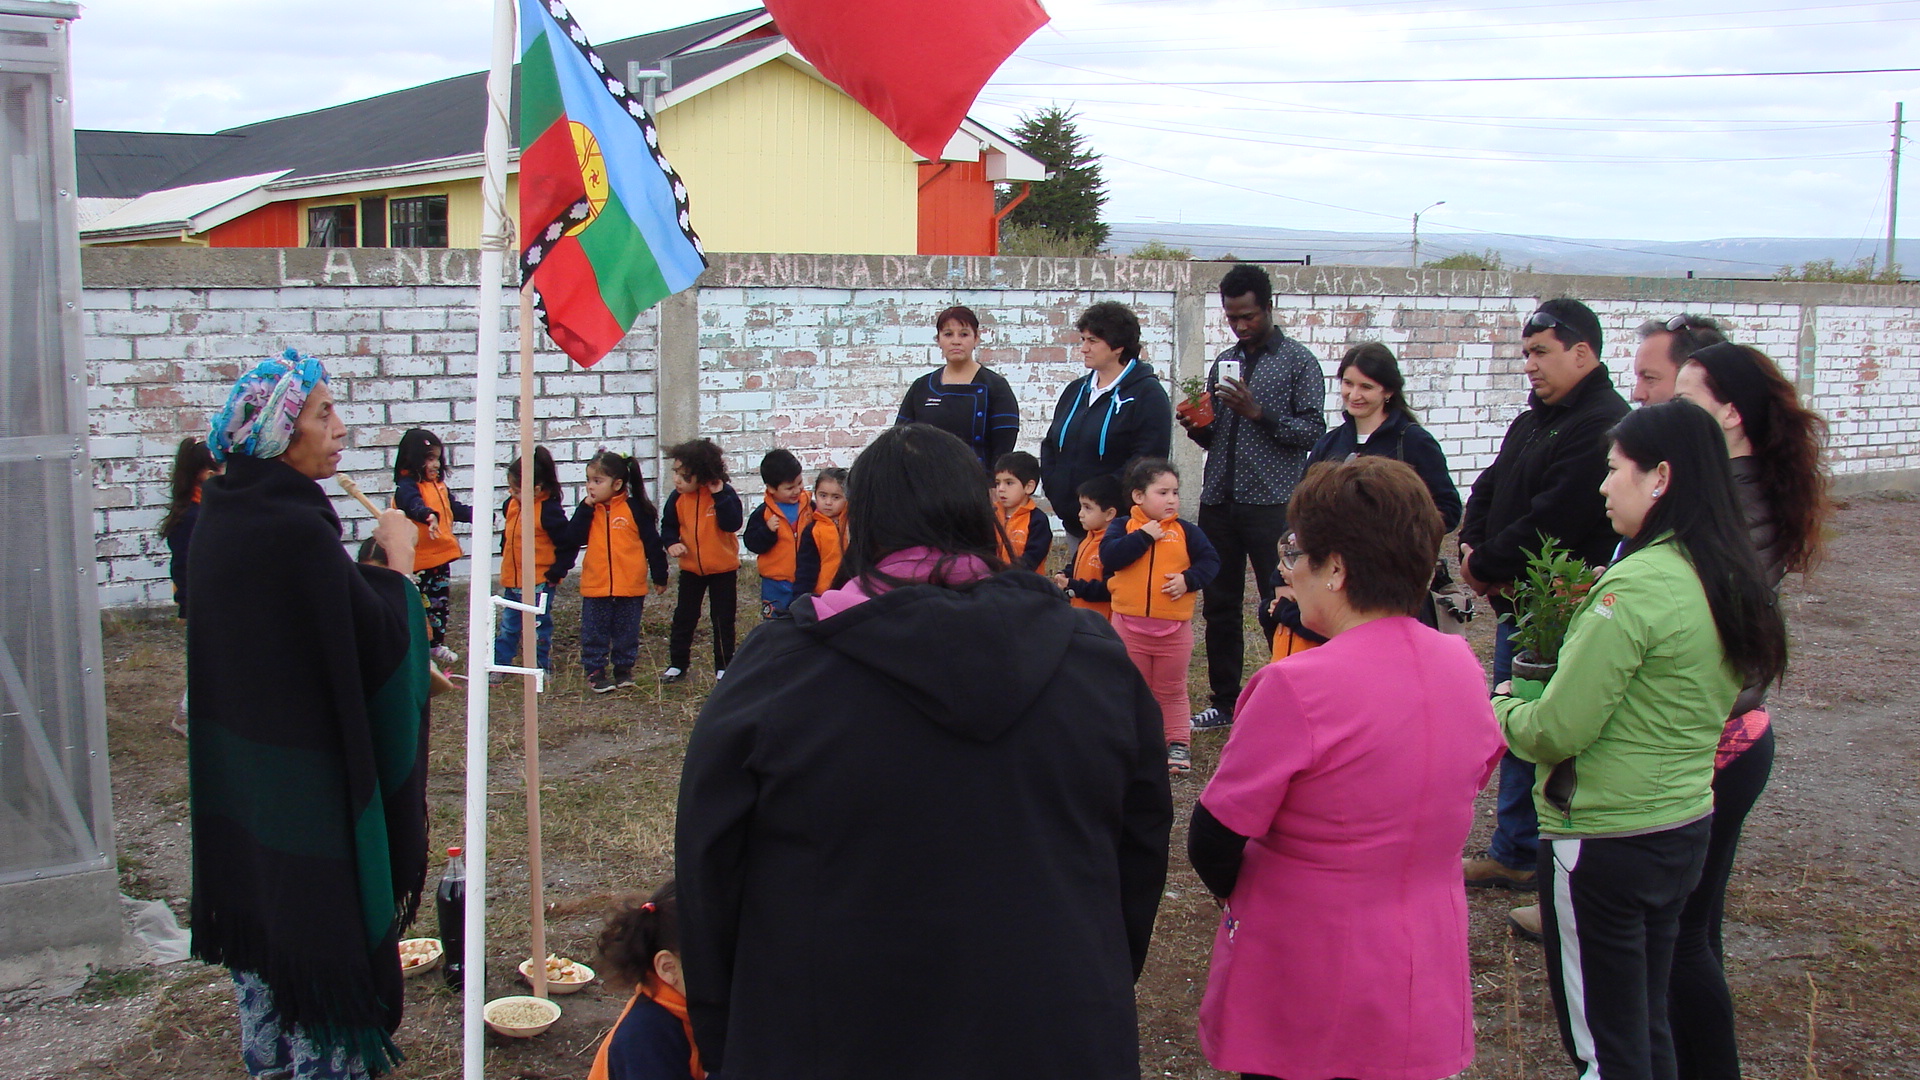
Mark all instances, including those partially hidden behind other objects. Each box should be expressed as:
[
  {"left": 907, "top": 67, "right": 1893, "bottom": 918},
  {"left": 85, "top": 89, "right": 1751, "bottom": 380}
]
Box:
[
  {"left": 84, "top": 284, "right": 660, "bottom": 608},
  {"left": 80, "top": 251, "right": 1920, "bottom": 609}
]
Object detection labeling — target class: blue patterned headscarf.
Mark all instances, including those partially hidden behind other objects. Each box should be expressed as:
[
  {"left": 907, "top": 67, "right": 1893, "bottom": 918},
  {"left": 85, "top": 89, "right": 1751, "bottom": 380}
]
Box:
[{"left": 207, "top": 350, "right": 329, "bottom": 462}]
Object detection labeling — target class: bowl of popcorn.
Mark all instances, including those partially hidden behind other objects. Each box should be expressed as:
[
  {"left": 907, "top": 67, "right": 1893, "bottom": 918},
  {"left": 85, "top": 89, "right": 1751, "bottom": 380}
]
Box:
[
  {"left": 483, "top": 995, "right": 562, "bottom": 1038},
  {"left": 518, "top": 953, "right": 595, "bottom": 994},
  {"left": 398, "top": 938, "right": 443, "bottom": 977}
]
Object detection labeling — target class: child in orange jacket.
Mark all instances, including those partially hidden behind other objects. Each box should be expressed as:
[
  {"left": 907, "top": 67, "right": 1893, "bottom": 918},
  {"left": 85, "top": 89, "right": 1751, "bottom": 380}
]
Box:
[
  {"left": 991, "top": 451, "right": 1052, "bottom": 572},
  {"left": 1101, "top": 458, "right": 1219, "bottom": 776},
  {"left": 563, "top": 449, "right": 668, "bottom": 694},
  {"left": 491, "top": 447, "right": 579, "bottom": 681},
  {"left": 392, "top": 428, "right": 472, "bottom": 665},
  {"left": 1053, "top": 473, "right": 1122, "bottom": 619},
  {"left": 741, "top": 449, "right": 811, "bottom": 620},
  {"left": 590, "top": 879, "right": 703, "bottom": 1080},
  {"left": 659, "top": 439, "right": 743, "bottom": 684},
  {"left": 794, "top": 467, "right": 848, "bottom": 597}
]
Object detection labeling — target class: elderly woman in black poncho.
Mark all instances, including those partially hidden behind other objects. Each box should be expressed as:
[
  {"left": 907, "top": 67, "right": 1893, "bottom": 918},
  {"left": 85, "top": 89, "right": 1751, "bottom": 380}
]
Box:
[{"left": 186, "top": 351, "right": 431, "bottom": 1080}]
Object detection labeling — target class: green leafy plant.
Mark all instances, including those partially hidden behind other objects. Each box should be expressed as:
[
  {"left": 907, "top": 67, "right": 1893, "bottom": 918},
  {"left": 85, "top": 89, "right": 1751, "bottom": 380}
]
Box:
[
  {"left": 1502, "top": 534, "right": 1598, "bottom": 666},
  {"left": 1177, "top": 375, "right": 1208, "bottom": 406}
]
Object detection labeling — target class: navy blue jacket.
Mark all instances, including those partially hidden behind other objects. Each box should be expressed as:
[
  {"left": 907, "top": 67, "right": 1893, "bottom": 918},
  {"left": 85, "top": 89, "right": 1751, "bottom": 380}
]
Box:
[
  {"left": 1040, "top": 360, "right": 1172, "bottom": 532},
  {"left": 601, "top": 991, "right": 696, "bottom": 1080},
  {"left": 1306, "top": 410, "right": 1462, "bottom": 531}
]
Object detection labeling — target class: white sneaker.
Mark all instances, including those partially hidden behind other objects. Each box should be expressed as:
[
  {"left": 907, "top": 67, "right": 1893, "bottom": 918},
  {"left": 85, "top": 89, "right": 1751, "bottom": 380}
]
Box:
[
  {"left": 713, "top": 669, "right": 725, "bottom": 681},
  {"left": 432, "top": 645, "right": 460, "bottom": 666}
]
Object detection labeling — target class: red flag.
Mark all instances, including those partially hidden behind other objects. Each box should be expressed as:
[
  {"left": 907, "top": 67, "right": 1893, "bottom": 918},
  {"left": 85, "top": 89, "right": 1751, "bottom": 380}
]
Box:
[{"left": 765, "top": 0, "right": 1048, "bottom": 161}]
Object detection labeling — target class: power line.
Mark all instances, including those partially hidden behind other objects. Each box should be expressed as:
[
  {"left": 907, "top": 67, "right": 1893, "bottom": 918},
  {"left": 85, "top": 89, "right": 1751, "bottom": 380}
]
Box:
[
  {"left": 1026, "top": 2, "right": 1920, "bottom": 49},
  {"left": 976, "top": 92, "right": 1878, "bottom": 138},
  {"left": 1085, "top": 112, "right": 1879, "bottom": 165},
  {"left": 976, "top": 92, "right": 1879, "bottom": 133},
  {"left": 992, "top": 66, "right": 1920, "bottom": 87}
]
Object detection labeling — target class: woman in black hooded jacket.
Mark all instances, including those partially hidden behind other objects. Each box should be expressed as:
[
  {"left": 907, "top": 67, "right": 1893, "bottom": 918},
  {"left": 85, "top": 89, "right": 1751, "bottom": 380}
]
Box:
[
  {"left": 676, "top": 423, "right": 1173, "bottom": 1080},
  {"left": 1041, "top": 301, "right": 1174, "bottom": 539}
]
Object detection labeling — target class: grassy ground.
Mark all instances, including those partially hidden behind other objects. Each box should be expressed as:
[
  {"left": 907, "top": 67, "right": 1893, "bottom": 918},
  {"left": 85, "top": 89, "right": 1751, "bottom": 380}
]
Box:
[{"left": 14, "top": 494, "right": 1918, "bottom": 1078}]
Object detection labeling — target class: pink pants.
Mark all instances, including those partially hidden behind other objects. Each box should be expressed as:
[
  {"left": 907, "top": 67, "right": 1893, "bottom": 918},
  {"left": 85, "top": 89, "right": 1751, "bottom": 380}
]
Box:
[{"left": 1112, "top": 612, "right": 1194, "bottom": 745}]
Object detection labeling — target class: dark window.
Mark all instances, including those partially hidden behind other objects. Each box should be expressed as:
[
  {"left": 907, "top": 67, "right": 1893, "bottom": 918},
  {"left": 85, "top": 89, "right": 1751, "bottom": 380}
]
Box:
[
  {"left": 360, "top": 197, "right": 387, "bottom": 247},
  {"left": 306, "top": 204, "right": 356, "bottom": 247},
  {"left": 390, "top": 195, "right": 448, "bottom": 248}
]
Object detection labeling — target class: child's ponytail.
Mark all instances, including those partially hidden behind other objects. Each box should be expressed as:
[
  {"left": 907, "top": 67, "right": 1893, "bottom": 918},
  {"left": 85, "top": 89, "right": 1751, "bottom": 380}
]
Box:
[
  {"left": 596, "top": 879, "right": 680, "bottom": 989},
  {"left": 161, "top": 437, "right": 216, "bottom": 539},
  {"left": 585, "top": 447, "right": 657, "bottom": 522},
  {"left": 507, "top": 445, "right": 564, "bottom": 502}
]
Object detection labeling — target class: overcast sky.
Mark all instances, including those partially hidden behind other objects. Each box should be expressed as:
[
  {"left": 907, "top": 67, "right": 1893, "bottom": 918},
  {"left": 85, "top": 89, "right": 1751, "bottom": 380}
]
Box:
[{"left": 70, "top": 0, "right": 1920, "bottom": 253}]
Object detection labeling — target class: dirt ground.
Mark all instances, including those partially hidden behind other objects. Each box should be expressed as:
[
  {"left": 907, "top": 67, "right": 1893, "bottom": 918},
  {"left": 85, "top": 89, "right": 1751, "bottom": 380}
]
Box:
[{"left": 4, "top": 492, "right": 1916, "bottom": 1080}]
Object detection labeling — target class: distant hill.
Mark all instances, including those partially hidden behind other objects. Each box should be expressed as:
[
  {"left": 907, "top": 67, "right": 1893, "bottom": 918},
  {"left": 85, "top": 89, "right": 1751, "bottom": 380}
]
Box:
[{"left": 1106, "top": 223, "right": 1907, "bottom": 278}]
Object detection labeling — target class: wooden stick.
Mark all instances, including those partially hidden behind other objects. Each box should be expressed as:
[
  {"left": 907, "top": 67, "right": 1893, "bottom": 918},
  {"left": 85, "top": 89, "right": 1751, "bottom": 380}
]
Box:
[
  {"left": 519, "top": 282, "right": 548, "bottom": 1000},
  {"left": 339, "top": 471, "right": 456, "bottom": 695},
  {"left": 334, "top": 472, "right": 383, "bottom": 519}
]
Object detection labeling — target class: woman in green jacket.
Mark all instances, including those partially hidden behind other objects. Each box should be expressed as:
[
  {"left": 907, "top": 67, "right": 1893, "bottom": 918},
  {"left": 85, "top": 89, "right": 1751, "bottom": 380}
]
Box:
[{"left": 1493, "top": 400, "right": 1785, "bottom": 1080}]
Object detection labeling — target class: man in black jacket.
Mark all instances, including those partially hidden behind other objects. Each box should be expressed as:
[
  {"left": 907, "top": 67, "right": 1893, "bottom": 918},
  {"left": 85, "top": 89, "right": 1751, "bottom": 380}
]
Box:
[{"left": 1458, "top": 297, "right": 1629, "bottom": 891}]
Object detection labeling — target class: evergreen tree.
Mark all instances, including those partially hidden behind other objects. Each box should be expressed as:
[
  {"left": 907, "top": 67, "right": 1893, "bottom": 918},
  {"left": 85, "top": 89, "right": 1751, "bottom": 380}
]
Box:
[{"left": 1000, "top": 107, "right": 1108, "bottom": 250}]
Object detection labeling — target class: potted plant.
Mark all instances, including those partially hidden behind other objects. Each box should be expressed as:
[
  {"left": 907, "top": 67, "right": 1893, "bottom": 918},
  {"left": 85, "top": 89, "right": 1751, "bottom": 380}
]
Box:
[
  {"left": 1174, "top": 375, "right": 1214, "bottom": 428},
  {"left": 1502, "top": 534, "right": 1598, "bottom": 686}
]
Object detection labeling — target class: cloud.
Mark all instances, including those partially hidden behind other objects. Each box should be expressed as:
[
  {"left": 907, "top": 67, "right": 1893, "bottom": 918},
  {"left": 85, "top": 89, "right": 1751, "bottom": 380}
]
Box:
[{"left": 68, "top": 0, "right": 1920, "bottom": 242}]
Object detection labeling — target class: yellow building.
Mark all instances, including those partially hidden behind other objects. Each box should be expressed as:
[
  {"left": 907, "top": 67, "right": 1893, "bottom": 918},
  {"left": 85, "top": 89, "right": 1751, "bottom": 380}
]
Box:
[{"left": 77, "top": 10, "right": 1042, "bottom": 256}]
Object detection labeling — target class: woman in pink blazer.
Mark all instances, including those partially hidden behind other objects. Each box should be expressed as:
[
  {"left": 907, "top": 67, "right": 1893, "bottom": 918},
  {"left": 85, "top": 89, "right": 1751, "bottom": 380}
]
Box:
[{"left": 1189, "top": 456, "right": 1506, "bottom": 1080}]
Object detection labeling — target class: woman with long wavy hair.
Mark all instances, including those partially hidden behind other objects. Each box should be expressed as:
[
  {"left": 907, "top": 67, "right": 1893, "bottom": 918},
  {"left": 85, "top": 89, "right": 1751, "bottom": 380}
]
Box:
[{"left": 1668, "top": 342, "right": 1830, "bottom": 1080}]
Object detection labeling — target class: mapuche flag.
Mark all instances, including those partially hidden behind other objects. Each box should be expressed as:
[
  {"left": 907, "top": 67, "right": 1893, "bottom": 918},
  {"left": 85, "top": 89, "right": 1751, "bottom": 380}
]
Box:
[
  {"left": 765, "top": 0, "right": 1049, "bottom": 161},
  {"left": 519, "top": 0, "right": 706, "bottom": 367}
]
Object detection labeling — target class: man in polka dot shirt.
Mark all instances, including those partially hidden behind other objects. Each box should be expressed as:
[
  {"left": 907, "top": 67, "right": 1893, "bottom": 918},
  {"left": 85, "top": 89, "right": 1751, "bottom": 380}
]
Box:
[{"left": 1181, "top": 264, "right": 1327, "bottom": 731}]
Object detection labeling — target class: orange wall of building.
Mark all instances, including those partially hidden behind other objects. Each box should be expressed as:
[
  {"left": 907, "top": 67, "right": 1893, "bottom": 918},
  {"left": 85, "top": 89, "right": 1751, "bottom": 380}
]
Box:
[
  {"left": 209, "top": 203, "right": 299, "bottom": 247},
  {"left": 917, "top": 159, "right": 997, "bottom": 256}
]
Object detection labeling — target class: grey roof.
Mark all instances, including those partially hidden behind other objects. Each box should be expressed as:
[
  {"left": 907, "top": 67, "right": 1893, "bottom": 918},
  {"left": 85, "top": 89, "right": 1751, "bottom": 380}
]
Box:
[
  {"left": 75, "top": 9, "right": 769, "bottom": 199},
  {"left": 75, "top": 131, "right": 244, "bottom": 198}
]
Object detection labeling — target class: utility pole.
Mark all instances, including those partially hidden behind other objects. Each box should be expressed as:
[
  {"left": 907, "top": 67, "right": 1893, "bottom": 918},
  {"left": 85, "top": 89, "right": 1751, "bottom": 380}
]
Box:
[
  {"left": 1412, "top": 200, "right": 1445, "bottom": 268},
  {"left": 1888, "top": 101, "right": 1904, "bottom": 277}
]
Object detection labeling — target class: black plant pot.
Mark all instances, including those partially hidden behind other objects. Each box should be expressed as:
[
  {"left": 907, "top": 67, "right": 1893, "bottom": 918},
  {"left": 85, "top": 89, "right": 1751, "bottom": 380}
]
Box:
[{"left": 1511, "top": 653, "right": 1557, "bottom": 684}]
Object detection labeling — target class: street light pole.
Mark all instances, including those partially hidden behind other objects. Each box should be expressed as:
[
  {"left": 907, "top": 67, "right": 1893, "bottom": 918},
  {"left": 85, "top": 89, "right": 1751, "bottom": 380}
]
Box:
[{"left": 1412, "top": 200, "right": 1446, "bottom": 268}]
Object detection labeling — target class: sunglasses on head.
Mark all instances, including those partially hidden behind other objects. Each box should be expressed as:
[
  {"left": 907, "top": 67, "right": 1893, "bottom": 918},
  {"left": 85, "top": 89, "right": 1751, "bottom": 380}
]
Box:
[{"left": 1525, "top": 309, "right": 1591, "bottom": 348}]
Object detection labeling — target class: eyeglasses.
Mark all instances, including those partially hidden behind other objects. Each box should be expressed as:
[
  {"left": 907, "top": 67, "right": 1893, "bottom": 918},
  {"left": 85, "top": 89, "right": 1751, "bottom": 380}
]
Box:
[
  {"left": 1279, "top": 532, "right": 1304, "bottom": 572},
  {"left": 1663, "top": 314, "right": 1695, "bottom": 332}
]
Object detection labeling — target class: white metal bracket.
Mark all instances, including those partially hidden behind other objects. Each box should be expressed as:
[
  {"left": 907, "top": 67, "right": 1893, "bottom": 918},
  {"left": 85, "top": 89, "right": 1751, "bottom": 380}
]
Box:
[{"left": 487, "top": 591, "right": 550, "bottom": 692}]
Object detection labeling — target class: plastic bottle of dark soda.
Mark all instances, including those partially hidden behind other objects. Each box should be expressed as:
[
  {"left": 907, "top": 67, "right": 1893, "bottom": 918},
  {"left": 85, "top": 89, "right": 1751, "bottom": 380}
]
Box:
[{"left": 437, "top": 847, "right": 466, "bottom": 990}]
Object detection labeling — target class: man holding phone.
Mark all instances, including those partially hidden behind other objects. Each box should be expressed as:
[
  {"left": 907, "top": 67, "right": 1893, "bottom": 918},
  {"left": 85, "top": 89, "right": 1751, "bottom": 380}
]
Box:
[{"left": 1180, "top": 264, "right": 1327, "bottom": 731}]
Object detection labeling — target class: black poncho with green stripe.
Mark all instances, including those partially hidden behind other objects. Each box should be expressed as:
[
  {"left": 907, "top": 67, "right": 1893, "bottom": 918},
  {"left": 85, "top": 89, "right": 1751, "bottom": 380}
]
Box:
[{"left": 186, "top": 454, "right": 431, "bottom": 1074}]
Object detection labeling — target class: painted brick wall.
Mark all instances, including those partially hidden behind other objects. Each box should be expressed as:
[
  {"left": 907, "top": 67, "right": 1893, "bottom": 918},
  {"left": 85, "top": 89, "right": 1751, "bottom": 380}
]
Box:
[
  {"left": 79, "top": 250, "right": 1920, "bottom": 609},
  {"left": 695, "top": 286, "right": 1176, "bottom": 470}
]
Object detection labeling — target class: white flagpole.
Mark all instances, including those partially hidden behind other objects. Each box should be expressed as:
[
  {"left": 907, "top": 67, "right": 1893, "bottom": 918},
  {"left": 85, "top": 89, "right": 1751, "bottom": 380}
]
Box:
[{"left": 465, "top": 0, "right": 516, "bottom": 1074}]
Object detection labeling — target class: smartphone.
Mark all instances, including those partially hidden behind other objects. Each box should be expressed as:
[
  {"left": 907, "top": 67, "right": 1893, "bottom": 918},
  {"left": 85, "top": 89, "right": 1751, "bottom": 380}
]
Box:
[{"left": 1216, "top": 359, "right": 1242, "bottom": 387}]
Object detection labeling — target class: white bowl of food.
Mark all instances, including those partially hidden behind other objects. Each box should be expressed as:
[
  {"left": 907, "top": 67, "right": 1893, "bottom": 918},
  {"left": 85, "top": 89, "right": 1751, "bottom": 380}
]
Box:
[
  {"left": 483, "top": 995, "right": 562, "bottom": 1038},
  {"left": 518, "top": 954, "right": 595, "bottom": 994},
  {"left": 398, "top": 937, "right": 442, "bottom": 977}
]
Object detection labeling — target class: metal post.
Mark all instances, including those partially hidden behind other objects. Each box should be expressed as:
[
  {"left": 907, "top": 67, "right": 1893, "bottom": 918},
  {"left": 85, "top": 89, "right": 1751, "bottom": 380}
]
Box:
[
  {"left": 1889, "top": 102, "right": 1904, "bottom": 277},
  {"left": 1412, "top": 200, "right": 1444, "bottom": 268},
  {"left": 463, "top": 0, "right": 515, "bottom": 1073}
]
